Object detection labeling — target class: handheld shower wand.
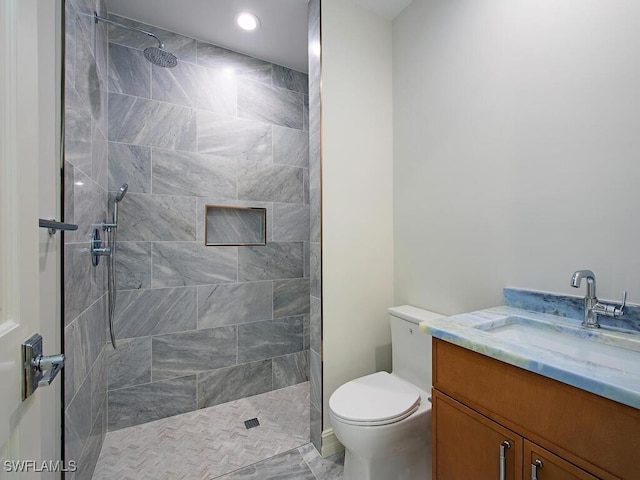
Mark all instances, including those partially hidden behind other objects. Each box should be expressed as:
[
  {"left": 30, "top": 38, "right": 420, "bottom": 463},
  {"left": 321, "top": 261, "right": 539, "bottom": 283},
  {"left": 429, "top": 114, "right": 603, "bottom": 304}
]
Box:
[{"left": 106, "top": 183, "right": 128, "bottom": 348}]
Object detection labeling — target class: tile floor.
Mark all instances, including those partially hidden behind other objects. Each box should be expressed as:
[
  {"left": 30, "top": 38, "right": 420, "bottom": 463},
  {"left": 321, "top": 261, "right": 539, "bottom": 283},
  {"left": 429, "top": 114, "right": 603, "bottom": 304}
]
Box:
[{"left": 92, "top": 382, "right": 344, "bottom": 480}]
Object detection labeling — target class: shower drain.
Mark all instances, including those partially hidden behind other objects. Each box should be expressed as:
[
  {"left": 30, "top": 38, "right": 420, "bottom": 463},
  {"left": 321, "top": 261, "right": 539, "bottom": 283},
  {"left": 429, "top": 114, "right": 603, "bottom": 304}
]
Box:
[{"left": 244, "top": 417, "right": 260, "bottom": 429}]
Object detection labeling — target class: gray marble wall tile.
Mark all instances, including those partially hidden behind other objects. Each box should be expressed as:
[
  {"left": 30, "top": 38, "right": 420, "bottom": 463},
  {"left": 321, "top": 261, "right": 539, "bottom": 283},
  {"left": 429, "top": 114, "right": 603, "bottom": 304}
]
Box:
[
  {"left": 310, "top": 243, "right": 321, "bottom": 299},
  {"left": 108, "top": 93, "right": 196, "bottom": 151},
  {"left": 239, "top": 242, "right": 304, "bottom": 282},
  {"left": 108, "top": 143, "right": 151, "bottom": 194},
  {"left": 76, "top": 399, "right": 106, "bottom": 480},
  {"left": 238, "top": 162, "right": 304, "bottom": 204},
  {"left": 197, "top": 111, "right": 272, "bottom": 162},
  {"left": 114, "top": 242, "right": 151, "bottom": 290},
  {"left": 273, "top": 126, "right": 309, "bottom": 168},
  {"left": 310, "top": 187, "right": 321, "bottom": 244},
  {"left": 206, "top": 206, "right": 265, "bottom": 245},
  {"left": 272, "top": 65, "right": 309, "bottom": 95},
  {"left": 304, "top": 314, "right": 310, "bottom": 350},
  {"left": 90, "top": 349, "right": 107, "bottom": 422},
  {"left": 197, "top": 360, "right": 272, "bottom": 409},
  {"left": 107, "top": 15, "right": 197, "bottom": 63},
  {"left": 64, "top": 83, "right": 92, "bottom": 175},
  {"left": 308, "top": 0, "right": 322, "bottom": 447},
  {"left": 64, "top": 163, "right": 75, "bottom": 241},
  {"left": 217, "top": 450, "right": 315, "bottom": 480},
  {"left": 196, "top": 43, "right": 272, "bottom": 84},
  {"left": 152, "top": 242, "right": 238, "bottom": 287},
  {"left": 152, "top": 61, "right": 236, "bottom": 115},
  {"left": 108, "top": 43, "right": 151, "bottom": 98},
  {"left": 107, "top": 337, "right": 151, "bottom": 390},
  {"left": 273, "top": 351, "right": 309, "bottom": 389},
  {"left": 117, "top": 193, "right": 196, "bottom": 241},
  {"left": 304, "top": 168, "right": 309, "bottom": 205},
  {"left": 310, "top": 297, "right": 321, "bottom": 355},
  {"left": 152, "top": 326, "right": 237, "bottom": 381},
  {"left": 273, "top": 204, "right": 310, "bottom": 242},
  {"left": 198, "top": 282, "right": 272, "bottom": 329},
  {"left": 304, "top": 241, "right": 310, "bottom": 278},
  {"left": 152, "top": 149, "right": 237, "bottom": 198},
  {"left": 108, "top": 375, "right": 197, "bottom": 431},
  {"left": 77, "top": 296, "right": 107, "bottom": 384},
  {"left": 92, "top": 121, "right": 108, "bottom": 190},
  {"left": 65, "top": 2, "right": 76, "bottom": 86},
  {"left": 238, "top": 78, "right": 304, "bottom": 130},
  {"left": 114, "top": 287, "right": 197, "bottom": 339},
  {"left": 74, "top": 21, "right": 105, "bottom": 129},
  {"left": 303, "top": 95, "right": 309, "bottom": 132},
  {"left": 238, "top": 316, "right": 304, "bottom": 363},
  {"left": 65, "top": 375, "right": 92, "bottom": 465},
  {"left": 310, "top": 349, "right": 321, "bottom": 410},
  {"left": 64, "top": 243, "right": 102, "bottom": 325},
  {"left": 64, "top": 322, "right": 79, "bottom": 407},
  {"left": 70, "top": 168, "right": 106, "bottom": 242},
  {"left": 274, "top": 278, "right": 310, "bottom": 318},
  {"left": 310, "top": 404, "right": 323, "bottom": 463}
]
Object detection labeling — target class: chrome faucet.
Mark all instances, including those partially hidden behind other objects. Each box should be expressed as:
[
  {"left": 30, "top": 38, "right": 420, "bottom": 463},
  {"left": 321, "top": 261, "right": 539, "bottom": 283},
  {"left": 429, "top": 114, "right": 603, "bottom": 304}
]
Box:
[{"left": 570, "top": 270, "right": 626, "bottom": 328}]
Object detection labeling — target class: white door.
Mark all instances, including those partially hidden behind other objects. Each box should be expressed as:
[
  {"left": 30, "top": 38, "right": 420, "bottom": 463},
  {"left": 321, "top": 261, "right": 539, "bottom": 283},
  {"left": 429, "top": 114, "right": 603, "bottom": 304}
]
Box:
[{"left": 0, "top": 0, "right": 63, "bottom": 478}]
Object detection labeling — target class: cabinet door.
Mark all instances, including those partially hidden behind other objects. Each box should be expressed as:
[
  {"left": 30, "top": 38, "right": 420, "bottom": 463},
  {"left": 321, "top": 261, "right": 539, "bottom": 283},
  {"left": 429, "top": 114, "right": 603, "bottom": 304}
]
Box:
[
  {"left": 433, "top": 390, "right": 523, "bottom": 480},
  {"left": 524, "top": 440, "right": 600, "bottom": 480}
]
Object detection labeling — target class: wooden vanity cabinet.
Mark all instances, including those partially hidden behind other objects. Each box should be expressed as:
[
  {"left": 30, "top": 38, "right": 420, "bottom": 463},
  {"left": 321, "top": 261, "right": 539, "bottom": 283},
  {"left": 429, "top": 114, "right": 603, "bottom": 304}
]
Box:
[
  {"left": 432, "top": 338, "right": 640, "bottom": 480},
  {"left": 433, "top": 392, "right": 522, "bottom": 480}
]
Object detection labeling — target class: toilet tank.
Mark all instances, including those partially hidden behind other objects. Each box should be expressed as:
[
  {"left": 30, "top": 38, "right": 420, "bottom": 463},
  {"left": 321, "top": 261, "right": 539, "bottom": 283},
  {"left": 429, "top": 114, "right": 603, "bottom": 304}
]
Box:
[{"left": 389, "top": 306, "right": 445, "bottom": 393}]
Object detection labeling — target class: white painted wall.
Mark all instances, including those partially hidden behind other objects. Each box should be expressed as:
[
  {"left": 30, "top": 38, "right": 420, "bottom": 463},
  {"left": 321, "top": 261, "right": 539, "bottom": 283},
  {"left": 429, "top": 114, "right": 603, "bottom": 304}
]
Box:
[
  {"left": 321, "top": 0, "right": 394, "bottom": 427},
  {"left": 393, "top": 0, "right": 640, "bottom": 314}
]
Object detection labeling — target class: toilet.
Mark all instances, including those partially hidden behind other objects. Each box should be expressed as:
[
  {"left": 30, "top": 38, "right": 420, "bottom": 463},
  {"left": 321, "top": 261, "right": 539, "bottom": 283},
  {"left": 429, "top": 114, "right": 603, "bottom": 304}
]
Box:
[{"left": 329, "top": 306, "right": 444, "bottom": 480}]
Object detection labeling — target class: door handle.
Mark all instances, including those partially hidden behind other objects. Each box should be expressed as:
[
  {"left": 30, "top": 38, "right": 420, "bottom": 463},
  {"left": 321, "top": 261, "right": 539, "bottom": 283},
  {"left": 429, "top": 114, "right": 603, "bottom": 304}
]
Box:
[{"left": 22, "top": 333, "right": 65, "bottom": 400}]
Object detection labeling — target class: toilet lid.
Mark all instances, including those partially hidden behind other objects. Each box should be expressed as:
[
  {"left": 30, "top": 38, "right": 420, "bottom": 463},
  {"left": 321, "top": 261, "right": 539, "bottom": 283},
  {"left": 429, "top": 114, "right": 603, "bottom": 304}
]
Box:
[{"left": 329, "top": 372, "right": 420, "bottom": 425}]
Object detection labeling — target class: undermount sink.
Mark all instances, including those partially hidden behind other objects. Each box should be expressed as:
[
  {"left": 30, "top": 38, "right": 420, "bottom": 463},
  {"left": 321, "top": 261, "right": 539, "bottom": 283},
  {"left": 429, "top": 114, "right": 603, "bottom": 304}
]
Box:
[{"left": 473, "top": 315, "right": 640, "bottom": 375}]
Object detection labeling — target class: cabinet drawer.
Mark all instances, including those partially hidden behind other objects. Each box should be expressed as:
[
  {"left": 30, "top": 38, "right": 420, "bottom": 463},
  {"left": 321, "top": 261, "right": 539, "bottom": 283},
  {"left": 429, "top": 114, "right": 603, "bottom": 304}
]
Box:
[{"left": 433, "top": 338, "right": 638, "bottom": 479}]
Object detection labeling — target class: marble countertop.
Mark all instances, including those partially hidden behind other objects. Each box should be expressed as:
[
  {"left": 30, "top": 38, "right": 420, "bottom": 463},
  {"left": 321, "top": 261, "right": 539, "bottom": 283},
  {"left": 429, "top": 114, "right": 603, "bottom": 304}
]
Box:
[{"left": 390, "top": 305, "right": 640, "bottom": 410}]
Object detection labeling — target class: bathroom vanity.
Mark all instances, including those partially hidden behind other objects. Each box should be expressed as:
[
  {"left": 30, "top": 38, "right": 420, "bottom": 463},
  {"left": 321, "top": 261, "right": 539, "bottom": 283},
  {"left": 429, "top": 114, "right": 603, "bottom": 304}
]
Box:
[{"left": 419, "top": 303, "right": 640, "bottom": 480}]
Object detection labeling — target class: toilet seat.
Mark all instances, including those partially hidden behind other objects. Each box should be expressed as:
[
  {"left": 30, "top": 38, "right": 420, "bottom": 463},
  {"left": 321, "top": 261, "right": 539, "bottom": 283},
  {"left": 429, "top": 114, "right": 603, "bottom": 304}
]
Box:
[{"left": 329, "top": 372, "right": 421, "bottom": 426}]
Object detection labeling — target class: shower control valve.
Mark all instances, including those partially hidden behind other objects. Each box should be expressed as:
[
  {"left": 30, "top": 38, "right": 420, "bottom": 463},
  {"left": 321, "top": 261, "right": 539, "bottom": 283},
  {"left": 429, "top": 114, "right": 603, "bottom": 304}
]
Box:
[{"left": 90, "top": 228, "right": 111, "bottom": 266}]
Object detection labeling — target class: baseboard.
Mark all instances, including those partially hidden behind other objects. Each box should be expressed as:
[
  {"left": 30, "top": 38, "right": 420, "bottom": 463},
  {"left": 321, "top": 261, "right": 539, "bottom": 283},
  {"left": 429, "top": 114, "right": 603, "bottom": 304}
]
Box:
[{"left": 320, "top": 428, "right": 344, "bottom": 458}]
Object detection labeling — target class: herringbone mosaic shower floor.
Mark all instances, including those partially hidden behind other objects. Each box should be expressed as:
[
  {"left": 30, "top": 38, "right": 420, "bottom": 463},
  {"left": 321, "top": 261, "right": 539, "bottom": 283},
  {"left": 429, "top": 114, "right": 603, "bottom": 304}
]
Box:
[{"left": 92, "top": 383, "right": 312, "bottom": 480}]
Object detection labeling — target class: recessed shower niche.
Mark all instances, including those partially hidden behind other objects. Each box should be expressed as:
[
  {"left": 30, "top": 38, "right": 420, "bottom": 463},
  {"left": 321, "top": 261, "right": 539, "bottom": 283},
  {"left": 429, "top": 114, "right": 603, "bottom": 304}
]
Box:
[{"left": 204, "top": 205, "right": 267, "bottom": 246}]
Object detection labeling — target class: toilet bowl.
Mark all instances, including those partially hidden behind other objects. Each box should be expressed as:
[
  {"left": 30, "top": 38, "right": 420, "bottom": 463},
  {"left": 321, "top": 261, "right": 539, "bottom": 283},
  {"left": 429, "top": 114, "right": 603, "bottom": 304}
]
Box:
[{"left": 328, "top": 306, "right": 443, "bottom": 480}]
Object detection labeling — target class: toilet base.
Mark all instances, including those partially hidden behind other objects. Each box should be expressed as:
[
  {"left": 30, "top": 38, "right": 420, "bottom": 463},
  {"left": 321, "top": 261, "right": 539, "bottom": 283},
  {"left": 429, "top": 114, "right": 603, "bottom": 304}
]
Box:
[
  {"left": 343, "top": 442, "right": 431, "bottom": 480},
  {"left": 331, "top": 401, "right": 432, "bottom": 480}
]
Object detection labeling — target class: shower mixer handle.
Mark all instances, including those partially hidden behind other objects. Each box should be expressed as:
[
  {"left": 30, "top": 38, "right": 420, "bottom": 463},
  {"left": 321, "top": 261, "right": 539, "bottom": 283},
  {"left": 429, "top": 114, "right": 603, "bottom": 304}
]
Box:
[{"left": 91, "top": 228, "right": 111, "bottom": 266}]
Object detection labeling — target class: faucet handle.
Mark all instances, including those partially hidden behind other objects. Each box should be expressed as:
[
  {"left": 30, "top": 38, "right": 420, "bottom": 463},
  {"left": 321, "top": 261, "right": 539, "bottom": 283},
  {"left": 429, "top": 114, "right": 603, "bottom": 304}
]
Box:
[{"left": 615, "top": 291, "right": 627, "bottom": 316}]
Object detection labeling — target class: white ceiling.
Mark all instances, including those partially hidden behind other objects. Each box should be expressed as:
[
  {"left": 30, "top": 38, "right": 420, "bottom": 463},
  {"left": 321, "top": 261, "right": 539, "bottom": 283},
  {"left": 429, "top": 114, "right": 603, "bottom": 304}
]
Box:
[{"left": 105, "top": 0, "right": 414, "bottom": 74}]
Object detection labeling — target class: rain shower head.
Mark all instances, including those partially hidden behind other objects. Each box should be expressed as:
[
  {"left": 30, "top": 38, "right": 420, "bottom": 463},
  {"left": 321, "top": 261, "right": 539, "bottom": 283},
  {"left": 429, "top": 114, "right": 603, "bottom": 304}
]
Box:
[
  {"left": 144, "top": 46, "right": 178, "bottom": 68},
  {"left": 94, "top": 12, "right": 178, "bottom": 68},
  {"left": 115, "top": 183, "right": 128, "bottom": 203}
]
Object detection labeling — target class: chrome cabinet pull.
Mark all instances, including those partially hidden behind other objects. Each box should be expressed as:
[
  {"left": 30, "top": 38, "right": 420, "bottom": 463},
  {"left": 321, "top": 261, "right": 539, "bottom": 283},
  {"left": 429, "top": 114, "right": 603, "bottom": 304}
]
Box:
[
  {"left": 531, "top": 459, "right": 543, "bottom": 480},
  {"left": 499, "top": 440, "right": 511, "bottom": 480}
]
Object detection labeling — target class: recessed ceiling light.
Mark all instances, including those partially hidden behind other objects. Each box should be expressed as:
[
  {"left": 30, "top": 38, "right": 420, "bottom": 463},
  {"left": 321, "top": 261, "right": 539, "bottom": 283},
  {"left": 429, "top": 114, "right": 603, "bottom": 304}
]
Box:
[{"left": 236, "top": 12, "right": 260, "bottom": 31}]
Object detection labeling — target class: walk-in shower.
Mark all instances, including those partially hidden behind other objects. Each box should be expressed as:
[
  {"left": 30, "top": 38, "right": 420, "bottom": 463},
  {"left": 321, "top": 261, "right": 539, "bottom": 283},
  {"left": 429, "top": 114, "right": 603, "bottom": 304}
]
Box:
[
  {"left": 93, "top": 12, "right": 178, "bottom": 68},
  {"left": 63, "top": 1, "right": 320, "bottom": 476}
]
